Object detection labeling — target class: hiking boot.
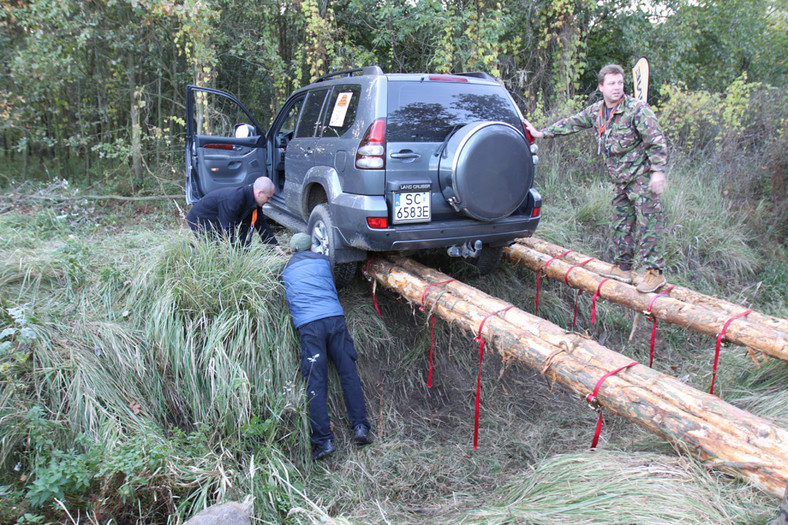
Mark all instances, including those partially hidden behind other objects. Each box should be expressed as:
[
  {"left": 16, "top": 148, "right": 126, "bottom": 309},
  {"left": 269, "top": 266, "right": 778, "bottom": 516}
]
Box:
[
  {"left": 312, "top": 439, "right": 335, "bottom": 461},
  {"left": 353, "top": 424, "right": 372, "bottom": 446},
  {"left": 636, "top": 269, "right": 667, "bottom": 293},
  {"left": 598, "top": 263, "right": 633, "bottom": 284}
]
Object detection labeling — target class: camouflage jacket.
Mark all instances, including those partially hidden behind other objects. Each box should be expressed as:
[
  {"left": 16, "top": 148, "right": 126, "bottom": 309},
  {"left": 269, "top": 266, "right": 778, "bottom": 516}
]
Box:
[{"left": 540, "top": 95, "right": 667, "bottom": 185}]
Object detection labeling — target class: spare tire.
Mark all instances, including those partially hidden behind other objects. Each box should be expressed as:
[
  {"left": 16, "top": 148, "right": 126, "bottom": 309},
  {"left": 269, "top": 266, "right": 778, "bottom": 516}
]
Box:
[{"left": 438, "top": 121, "right": 533, "bottom": 222}]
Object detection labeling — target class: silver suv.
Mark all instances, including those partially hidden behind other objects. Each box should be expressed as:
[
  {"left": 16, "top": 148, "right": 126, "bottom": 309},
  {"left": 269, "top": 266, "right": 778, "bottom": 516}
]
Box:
[{"left": 186, "top": 66, "right": 541, "bottom": 286}]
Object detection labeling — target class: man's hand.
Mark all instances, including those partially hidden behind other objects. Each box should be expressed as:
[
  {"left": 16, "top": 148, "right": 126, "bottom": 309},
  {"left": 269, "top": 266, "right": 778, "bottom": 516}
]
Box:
[
  {"left": 275, "top": 246, "right": 286, "bottom": 256},
  {"left": 523, "top": 118, "right": 544, "bottom": 139},
  {"left": 649, "top": 171, "right": 667, "bottom": 195}
]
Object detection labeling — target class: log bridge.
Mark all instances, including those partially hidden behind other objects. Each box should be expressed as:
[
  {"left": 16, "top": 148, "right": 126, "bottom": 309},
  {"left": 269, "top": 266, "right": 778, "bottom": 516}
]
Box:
[
  {"left": 364, "top": 256, "right": 788, "bottom": 498},
  {"left": 504, "top": 237, "right": 788, "bottom": 365}
]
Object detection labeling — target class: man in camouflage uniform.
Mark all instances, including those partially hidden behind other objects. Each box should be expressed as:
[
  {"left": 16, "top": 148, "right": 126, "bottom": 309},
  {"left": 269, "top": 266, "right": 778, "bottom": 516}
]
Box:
[{"left": 525, "top": 63, "right": 668, "bottom": 293}]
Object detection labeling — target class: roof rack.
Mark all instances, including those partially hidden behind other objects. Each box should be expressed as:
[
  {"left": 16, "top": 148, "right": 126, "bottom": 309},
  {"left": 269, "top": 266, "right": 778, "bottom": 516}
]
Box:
[
  {"left": 456, "top": 71, "right": 496, "bottom": 81},
  {"left": 315, "top": 65, "right": 383, "bottom": 83}
]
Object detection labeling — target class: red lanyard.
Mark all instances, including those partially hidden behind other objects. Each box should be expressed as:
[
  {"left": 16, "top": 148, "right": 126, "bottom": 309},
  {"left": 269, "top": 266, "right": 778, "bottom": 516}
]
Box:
[{"left": 597, "top": 97, "right": 624, "bottom": 137}]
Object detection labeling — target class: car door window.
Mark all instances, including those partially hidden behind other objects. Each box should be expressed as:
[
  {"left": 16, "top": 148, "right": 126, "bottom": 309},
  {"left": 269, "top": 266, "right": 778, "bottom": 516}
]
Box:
[
  {"left": 295, "top": 88, "right": 330, "bottom": 138},
  {"left": 193, "top": 90, "right": 255, "bottom": 137},
  {"left": 320, "top": 85, "right": 362, "bottom": 138}
]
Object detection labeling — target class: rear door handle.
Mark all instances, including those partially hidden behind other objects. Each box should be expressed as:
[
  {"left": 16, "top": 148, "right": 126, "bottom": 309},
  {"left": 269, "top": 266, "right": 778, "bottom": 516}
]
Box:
[{"left": 390, "top": 151, "right": 420, "bottom": 160}]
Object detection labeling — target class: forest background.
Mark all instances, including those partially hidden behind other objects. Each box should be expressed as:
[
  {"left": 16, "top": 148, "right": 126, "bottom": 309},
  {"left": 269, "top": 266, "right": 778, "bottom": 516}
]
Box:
[
  {"left": 1, "top": 0, "right": 785, "bottom": 191},
  {"left": 1, "top": 0, "right": 788, "bottom": 523}
]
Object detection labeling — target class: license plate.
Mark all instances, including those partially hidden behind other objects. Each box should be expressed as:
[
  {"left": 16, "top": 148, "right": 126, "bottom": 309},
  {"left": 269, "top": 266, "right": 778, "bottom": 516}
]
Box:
[{"left": 393, "top": 191, "right": 431, "bottom": 224}]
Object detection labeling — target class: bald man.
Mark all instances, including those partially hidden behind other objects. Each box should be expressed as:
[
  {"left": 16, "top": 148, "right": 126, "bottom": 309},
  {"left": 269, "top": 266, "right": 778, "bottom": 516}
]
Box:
[{"left": 186, "top": 176, "right": 281, "bottom": 249}]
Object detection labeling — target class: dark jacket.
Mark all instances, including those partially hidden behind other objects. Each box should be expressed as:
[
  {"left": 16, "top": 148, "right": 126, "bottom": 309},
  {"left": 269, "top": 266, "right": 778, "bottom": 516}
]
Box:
[
  {"left": 282, "top": 251, "right": 344, "bottom": 329},
  {"left": 186, "top": 184, "right": 278, "bottom": 246}
]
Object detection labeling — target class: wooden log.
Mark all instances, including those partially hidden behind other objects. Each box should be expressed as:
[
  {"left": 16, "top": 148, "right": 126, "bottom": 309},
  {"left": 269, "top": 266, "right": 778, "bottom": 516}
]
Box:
[
  {"left": 517, "top": 237, "right": 788, "bottom": 336},
  {"left": 503, "top": 242, "right": 788, "bottom": 364},
  {"left": 365, "top": 256, "right": 788, "bottom": 497}
]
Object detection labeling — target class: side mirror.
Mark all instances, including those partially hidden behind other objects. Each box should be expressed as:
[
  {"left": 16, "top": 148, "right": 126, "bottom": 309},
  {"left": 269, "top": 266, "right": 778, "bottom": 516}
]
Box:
[{"left": 234, "top": 124, "right": 255, "bottom": 139}]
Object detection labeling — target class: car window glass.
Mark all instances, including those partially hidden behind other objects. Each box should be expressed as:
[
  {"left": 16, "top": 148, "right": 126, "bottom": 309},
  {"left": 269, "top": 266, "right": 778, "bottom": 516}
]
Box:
[
  {"left": 277, "top": 97, "right": 304, "bottom": 137},
  {"left": 295, "top": 88, "right": 330, "bottom": 138},
  {"left": 320, "top": 85, "right": 362, "bottom": 138},
  {"left": 387, "top": 82, "right": 521, "bottom": 143},
  {"left": 193, "top": 90, "right": 254, "bottom": 137}
]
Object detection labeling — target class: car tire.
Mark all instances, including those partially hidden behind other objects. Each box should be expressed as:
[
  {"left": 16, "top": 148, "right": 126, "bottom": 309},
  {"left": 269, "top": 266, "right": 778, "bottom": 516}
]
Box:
[
  {"left": 307, "top": 203, "right": 357, "bottom": 288},
  {"left": 473, "top": 245, "right": 504, "bottom": 275}
]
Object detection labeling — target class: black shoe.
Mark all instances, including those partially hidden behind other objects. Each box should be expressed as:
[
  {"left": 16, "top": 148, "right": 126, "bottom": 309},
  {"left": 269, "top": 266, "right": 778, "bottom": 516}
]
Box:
[
  {"left": 353, "top": 424, "right": 372, "bottom": 446},
  {"left": 312, "top": 439, "right": 335, "bottom": 461}
]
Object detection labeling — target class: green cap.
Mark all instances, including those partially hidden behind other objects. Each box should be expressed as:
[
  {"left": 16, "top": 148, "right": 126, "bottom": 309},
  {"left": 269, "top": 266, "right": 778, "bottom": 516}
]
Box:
[{"left": 289, "top": 233, "right": 312, "bottom": 252}]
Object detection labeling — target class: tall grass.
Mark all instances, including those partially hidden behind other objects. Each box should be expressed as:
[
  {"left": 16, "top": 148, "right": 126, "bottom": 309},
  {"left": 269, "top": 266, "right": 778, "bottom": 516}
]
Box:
[{"left": 0, "top": 207, "right": 312, "bottom": 521}]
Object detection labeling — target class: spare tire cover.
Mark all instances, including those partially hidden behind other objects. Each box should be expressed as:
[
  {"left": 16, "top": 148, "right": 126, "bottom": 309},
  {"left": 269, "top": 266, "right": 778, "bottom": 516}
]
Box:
[{"left": 438, "top": 121, "right": 533, "bottom": 222}]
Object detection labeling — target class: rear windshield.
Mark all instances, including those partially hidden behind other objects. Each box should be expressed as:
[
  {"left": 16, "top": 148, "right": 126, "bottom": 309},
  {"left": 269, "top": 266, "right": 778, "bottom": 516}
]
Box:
[{"left": 387, "top": 81, "right": 522, "bottom": 143}]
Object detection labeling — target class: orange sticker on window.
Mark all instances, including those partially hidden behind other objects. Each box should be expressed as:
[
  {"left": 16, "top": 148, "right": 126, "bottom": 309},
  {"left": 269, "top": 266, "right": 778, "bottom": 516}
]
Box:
[{"left": 329, "top": 92, "right": 353, "bottom": 127}]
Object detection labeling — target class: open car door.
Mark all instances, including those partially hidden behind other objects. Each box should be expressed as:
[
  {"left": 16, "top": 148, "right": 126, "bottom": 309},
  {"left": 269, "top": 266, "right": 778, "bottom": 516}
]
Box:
[{"left": 185, "top": 85, "right": 268, "bottom": 204}]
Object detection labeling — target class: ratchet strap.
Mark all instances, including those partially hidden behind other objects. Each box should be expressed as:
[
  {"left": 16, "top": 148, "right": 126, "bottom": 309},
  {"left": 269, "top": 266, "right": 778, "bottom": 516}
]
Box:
[
  {"left": 363, "top": 258, "right": 383, "bottom": 319},
  {"left": 473, "top": 305, "right": 514, "bottom": 449},
  {"left": 563, "top": 258, "right": 593, "bottom": 329},
  {"left": 591, "top": 279, "right": 610, "bottom": 325},
  {"left": 644, "top": 286, "right": 675, "bottom": 367},
  {"left": 709, "top": 310, "right": 752, "bottom": 394},
  {"left": 585, "top": 361, "right": 639, "bottom": 449},
  {"left": 419, "top": 279, "right": 456, "bottom": 388},
  {"left": 535, "top": 250, "right": 572, "bottom": 315}
]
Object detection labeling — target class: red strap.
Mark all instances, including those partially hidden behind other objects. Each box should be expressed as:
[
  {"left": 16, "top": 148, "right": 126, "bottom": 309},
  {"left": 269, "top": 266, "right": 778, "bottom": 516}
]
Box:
[
  {"left": 591, "top": 278, "right": 610, "bottom": 325},
  {"left": 535, "top": 250, "right": 572, "bottom": 315},
  {"left": 709, "top": 309, "right": 752, "bottom": 394},
  {"left": 364, "top": 258, "right": 382, "bottom": 319},
  {"left": 585, "top": 361, "right": 639, "bottom": 449},
  {"left": 473, "top": 305, "right": 514, "bottom": 449},
  {"left": 427, "top": 315, "right": 436, "bottom": 388},
  {"left": 572, "top": 289, "right": 582, "bottom": 329},
  {"left": 420, "top": 279, "right": 456, "bottom": 310},
  {"left": 251, "top": 209, "right": 258, "bottom": 227},
  {"left": 563, "top": 258, "right": 594, "bottom": 285},
  {"left": 644, "top": 286, "right": 675, "bottom": 368},
  {"left": 419, "top": 279, "right": 455, "bottom": 389},
  {"left": 560, "top": 258, "right": 592, "bottom": 330}
]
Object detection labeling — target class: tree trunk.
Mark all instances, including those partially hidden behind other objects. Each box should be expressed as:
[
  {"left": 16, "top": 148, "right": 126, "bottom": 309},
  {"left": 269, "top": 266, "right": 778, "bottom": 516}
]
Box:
[
  {"left": 503, "top": 239, "right": 788, "bottom": 363},
  {"left": 364, "top": 255, "right": 788, "bottom": 498},
  {"left": 127, "top": 54, "right": 142, "bottom": 187}
]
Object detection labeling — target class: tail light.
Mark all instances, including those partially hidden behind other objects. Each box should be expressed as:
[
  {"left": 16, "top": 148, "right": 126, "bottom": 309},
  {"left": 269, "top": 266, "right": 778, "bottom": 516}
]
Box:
[
  {"left": 531, "top": 206, "right": 541, "bottom": 218},
  {"left": 366, "top": 217, "right": 388, "bottom": 229},
  {"left": 428, "top": 75, "right": 468, "bottom": 82},
  {"left": 522, "top": 121, "right": 534, "bottom": 144},
  {"left": 355, "top": 119, "right": 386, "bottom": 169}
]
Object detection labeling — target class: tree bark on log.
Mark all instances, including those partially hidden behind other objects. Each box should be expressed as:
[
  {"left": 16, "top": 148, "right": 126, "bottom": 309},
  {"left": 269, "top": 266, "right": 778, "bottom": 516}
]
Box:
[
  {"left": 364, "top": 256, "right": 788, "bottom": 498},
  {"left": 503, "top": 240, "right": 788, "bottom": 364},
  {"left": 516, "top": 237, "right": 788, "bottom": 336}
]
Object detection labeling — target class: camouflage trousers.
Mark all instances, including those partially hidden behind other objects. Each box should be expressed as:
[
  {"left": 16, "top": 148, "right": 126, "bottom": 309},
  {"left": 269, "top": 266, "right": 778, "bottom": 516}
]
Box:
[{"left": 610, "top": 176, "right": 664, "bottom": 270}]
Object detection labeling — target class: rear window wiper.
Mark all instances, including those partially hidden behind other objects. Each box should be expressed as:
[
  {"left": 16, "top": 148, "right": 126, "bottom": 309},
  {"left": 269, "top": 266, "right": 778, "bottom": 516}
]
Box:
[{"left": 433, "top": 124, "right": 464, "bottom": 158}]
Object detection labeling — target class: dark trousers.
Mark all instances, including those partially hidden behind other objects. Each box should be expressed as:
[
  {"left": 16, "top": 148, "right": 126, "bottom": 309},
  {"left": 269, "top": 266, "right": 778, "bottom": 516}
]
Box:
[{"left": 298, "top": 316, "right": 369, "bottom": 446}]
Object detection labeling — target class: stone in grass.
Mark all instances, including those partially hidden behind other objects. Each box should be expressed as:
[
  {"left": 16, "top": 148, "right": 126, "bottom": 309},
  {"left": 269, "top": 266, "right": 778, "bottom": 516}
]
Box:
[{"left": 184, "top": 495, "right": 254, "bottom": 525}]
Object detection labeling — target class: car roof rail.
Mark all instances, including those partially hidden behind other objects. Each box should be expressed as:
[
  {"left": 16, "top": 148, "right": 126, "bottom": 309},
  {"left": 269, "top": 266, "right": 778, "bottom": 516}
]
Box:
[
  {"left": 456, "top": 71, "right": 497, "bottom": 81},
  {"left": 315, "top": 65, "right": 383, "bottom": 83}
]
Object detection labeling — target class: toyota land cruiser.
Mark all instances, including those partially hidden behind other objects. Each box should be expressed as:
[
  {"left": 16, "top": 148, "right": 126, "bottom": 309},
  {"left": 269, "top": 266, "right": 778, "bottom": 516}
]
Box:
[{"left": 185, "top": 65, "right": 541, "bottom": 286}]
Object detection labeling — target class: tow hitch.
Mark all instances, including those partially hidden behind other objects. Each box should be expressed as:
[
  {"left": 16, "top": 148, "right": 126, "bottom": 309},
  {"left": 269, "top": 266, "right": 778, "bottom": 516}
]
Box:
[{"left": 447, "top": 240, "right": 482, "bottom": 259}]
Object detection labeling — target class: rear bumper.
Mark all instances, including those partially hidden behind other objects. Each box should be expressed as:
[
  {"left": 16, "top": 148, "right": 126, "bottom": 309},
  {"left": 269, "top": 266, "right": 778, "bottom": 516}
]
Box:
[{"left": 332, "top": 188, "right": 542, "bottom": 257}]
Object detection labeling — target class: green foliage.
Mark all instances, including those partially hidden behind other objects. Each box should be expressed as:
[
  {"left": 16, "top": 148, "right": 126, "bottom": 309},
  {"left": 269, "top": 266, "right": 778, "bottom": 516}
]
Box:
[{"left": 2, "top": 0, "right": 786, "bottom": 187}]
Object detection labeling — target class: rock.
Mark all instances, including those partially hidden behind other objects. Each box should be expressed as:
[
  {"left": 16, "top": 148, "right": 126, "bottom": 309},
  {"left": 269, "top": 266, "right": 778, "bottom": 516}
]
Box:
[{"left": 184, "top": 495, "right": 254, "bottom": 525}]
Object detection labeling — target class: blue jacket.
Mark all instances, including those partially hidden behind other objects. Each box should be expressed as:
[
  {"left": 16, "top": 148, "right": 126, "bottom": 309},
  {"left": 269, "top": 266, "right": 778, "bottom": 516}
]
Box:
[{"left": 282, "top": 251, "right": 344, "bottom": 329}]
